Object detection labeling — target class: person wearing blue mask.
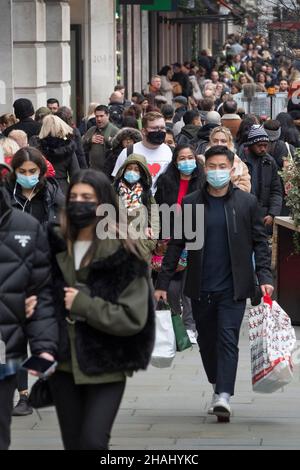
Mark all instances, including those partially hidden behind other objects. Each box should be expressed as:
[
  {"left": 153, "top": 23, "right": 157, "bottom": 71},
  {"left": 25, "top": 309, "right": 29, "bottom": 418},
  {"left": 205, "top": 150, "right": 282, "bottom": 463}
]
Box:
[
  {"left": 154, "top": 145, "right": 205, "bottom": 344},
  {"left": 4, "top": 147, "right": 64, "bottom": 417},
  {"left": 5, "top": 147, "right": 64, "bottom": 228},
  {"left": 155, "top": 145, "right": 274, "bottom": 422},
  {"left": 113, "top": 153, "right": 159, "bottom": 263}
]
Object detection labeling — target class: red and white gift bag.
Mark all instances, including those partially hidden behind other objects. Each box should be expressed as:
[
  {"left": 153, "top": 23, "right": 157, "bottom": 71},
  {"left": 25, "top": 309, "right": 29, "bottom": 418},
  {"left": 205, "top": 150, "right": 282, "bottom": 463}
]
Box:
[{"left": 249, "top": 295, "right": 296, "bottom": 393}]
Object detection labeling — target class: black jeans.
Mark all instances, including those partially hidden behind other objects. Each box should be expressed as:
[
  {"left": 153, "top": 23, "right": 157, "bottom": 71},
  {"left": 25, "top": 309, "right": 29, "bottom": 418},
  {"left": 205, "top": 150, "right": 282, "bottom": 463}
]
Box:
[
  {"left": 16, "top": 368, "right": 28, "bottom": 393},
  {"left": 49, "top": 372, "right": 126, "bottom": 450},
  {"left": 191, "top": 290, "right": 246, "bottom": 396},
  {"left": 0, "top": 375, "right": 17, "bottom": 450},
  {"left": 167, "top": 272, "right": 196, "bottom": 331}
]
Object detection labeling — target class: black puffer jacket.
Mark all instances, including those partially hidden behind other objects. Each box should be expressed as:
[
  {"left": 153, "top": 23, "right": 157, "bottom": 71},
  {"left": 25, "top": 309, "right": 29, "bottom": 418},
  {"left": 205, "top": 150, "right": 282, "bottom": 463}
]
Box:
[
  {"left": 5, "top": 177, "right": 65, "bottom": 227},
  {"left": 0, "top": 187, "right": 58, "bottom": 360}
]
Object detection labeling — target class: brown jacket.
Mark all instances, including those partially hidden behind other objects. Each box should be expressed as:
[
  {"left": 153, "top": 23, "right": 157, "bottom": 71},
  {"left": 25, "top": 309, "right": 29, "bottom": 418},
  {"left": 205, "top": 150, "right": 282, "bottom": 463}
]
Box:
[{"left": 221, "top": 114, "right": 241, "bottom": 139}]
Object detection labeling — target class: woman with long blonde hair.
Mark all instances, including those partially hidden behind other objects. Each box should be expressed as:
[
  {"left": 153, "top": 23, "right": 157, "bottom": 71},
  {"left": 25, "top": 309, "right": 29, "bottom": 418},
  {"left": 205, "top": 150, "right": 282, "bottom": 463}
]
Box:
[
  {"left": 38, "top": 115, "right": 79, "bottom": 194},
  {"left": 199, "top": 126, "right": 251, "bottom": 192}
]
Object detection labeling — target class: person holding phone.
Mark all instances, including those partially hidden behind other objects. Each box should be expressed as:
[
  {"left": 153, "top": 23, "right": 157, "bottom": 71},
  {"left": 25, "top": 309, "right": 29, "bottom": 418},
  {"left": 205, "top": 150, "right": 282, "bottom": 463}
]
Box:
[
  {"left": 82, "top": 105, "right": 119, "bottom": 171},
  {"left": 3, "top": 146, "right": 64, "bottom": 417},
  {"left": 0, "top": 164, "right": 58, "bottom": 450},
  {"left": 47, "top": 169, "right": 154, "bottom": 450}
]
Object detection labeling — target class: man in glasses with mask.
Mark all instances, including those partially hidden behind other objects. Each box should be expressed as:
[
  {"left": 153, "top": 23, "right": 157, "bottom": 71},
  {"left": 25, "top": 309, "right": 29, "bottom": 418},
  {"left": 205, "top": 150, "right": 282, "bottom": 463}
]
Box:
[{"left": 112, "top": 112, "right": 172, "bottom": 192}]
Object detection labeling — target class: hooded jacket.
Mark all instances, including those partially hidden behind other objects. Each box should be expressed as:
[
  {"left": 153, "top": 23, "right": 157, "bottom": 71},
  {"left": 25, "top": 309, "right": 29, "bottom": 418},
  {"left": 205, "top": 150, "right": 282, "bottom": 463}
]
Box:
[
  {"left": 190, "top": 123, "right": 220, "bottom": 154},
  {"left": 176, "top": 124, "right": 200, "bottom": 146},
  {"left": 113, "top": 154, "right": 160, "bottom": 262},
  {"left": 103, "top": 128, "right": 142, "bottom": 179},
  {"left": 0, "top": 185, "right": 58, "bottom": 360}
]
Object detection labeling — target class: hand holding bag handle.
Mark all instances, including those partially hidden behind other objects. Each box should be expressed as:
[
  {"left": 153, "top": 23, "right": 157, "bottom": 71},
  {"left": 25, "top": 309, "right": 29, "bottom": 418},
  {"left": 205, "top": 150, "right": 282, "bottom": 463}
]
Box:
[{"left": 263, "top": 294, "right": 273, "bottom": 307}]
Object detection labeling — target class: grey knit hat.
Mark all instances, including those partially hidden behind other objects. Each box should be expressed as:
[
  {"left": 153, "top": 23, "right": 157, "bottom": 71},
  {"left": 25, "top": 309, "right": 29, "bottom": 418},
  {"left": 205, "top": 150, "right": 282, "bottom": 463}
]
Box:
[{"left": 247, "top": 125, "right": 269, "bottom": 145}]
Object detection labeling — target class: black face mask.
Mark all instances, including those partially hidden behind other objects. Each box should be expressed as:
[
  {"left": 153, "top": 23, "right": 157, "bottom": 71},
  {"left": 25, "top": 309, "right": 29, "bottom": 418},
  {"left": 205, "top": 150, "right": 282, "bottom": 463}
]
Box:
[
  {"left": 66, "top": 202, "right": 97, "bottom": 229},
  {"left": 147, "top": 130, "right": 166, "bottom": 146}
]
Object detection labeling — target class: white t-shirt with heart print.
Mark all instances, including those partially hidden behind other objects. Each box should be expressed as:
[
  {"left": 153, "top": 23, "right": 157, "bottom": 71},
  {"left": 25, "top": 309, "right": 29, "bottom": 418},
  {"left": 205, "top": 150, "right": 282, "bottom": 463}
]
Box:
[{"left": 112, "top": 141, "right": 172, "bottom": 192}]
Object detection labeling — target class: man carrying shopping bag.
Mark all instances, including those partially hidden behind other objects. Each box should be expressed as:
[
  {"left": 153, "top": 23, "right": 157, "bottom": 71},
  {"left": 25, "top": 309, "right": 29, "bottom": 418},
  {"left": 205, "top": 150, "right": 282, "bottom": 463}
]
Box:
[{"left": 155, "top": 146, "right": 275, "bottom": 422}]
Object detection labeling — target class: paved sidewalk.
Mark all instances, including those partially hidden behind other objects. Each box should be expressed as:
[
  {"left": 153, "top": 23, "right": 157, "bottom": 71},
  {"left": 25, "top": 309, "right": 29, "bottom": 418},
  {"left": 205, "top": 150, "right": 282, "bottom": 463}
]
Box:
[{"left": 11, "top": 318, "right": 300, "bottom": 450}]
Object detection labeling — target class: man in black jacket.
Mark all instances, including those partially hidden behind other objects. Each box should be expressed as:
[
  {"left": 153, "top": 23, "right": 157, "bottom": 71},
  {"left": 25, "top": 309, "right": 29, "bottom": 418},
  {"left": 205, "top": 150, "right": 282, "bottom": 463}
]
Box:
[
  {"left": 4, "top": 99, "right": 41, "bottom": 140},
  {"left": 0, "top": 177, "right": 58, "bottom": 450},
  {"left": 155, "top": 146, "right": 273, "bottom": 422},
  {"left": 239, "top": 125, "right": 283, "bottom": 232}
]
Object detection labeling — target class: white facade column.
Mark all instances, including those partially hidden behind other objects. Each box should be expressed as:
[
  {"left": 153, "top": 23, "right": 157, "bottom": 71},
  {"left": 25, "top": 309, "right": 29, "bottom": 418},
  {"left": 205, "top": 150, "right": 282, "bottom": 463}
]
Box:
[
  {"left": 89, "top": 0, "right": 116, "bottom": 105},
  {"left": 0, "top": 0, "right": 13, "bottom": 113},
  {"left": 132, "top": 5, "right": 142, "bottom": 94},
  {"left": 12, "top": 0, "right": 47, "bottom": 109},
  {"left": 46, "top": 0, "right": 71, "bottom": 106},
  {"left": 141, "top": 10, "right": 150, "bottom": 92}
]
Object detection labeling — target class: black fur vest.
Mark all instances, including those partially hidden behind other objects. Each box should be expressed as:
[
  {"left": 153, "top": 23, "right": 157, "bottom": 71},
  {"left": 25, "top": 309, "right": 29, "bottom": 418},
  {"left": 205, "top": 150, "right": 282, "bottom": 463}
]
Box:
[{"left": 50, "top": 232, "right": 155, "bottom": 376}]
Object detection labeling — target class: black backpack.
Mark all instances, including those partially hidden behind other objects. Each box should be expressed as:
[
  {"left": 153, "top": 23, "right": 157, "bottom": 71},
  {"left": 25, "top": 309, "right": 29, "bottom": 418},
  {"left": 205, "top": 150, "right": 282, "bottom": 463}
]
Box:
[{"left": 108, "top": 104, "right": 125, "bottom": 128}]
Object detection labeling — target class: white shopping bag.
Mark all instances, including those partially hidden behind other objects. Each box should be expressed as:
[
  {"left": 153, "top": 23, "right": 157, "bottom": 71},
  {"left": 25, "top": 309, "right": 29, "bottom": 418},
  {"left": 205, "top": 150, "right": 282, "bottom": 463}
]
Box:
[
  {"left": 249, "top": 295, "right": 296, "bottom": 393},
  {"left": 151, "top": 308, "right": 176, "bottom": 368}
]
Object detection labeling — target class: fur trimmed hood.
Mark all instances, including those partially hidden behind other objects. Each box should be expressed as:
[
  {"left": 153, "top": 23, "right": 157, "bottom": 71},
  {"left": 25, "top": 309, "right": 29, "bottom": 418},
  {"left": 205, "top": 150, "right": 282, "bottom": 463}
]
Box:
[{"left": 112, "top": 127, "right": 142, "bottom": 150}]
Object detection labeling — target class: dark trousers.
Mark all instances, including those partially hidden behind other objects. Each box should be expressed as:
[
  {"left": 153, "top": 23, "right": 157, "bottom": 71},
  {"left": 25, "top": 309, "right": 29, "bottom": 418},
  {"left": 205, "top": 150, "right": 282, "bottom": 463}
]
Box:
[
  {"left": 49, "top": 372, "right": 126, "bottom": 450},
  {"left": 16, "top": 368, "right": 28, "bottom": 393},
  {"left": 167, "top": 272, "right": 196, "bottom": 332},
  {"left": 191, "top": 290, "right": 246, "bottom": 396},
  {"left": 0, "top": 375, "right": 17, "bottom": 450}
]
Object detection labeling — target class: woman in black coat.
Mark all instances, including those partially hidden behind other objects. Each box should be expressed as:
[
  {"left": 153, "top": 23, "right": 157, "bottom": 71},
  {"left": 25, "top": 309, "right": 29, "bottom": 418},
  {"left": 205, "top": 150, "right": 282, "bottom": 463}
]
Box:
[
  {"left": 4, "top": 146, "right": 64, "bottom": 416},
  {"left": 38, "top": 115, "right": 80, "bottom": 194},
  {"left": 154, "top": 144, "right": 205, "bottom": 343},
  {"left": 5, "top": 147, "right": 65, "bottom": 228},
  {"left": 0, "top": 171, "right": 58, "bottom": 449},
  {"left": 56, "top": 107, "right": 88, "bottom": 169}
]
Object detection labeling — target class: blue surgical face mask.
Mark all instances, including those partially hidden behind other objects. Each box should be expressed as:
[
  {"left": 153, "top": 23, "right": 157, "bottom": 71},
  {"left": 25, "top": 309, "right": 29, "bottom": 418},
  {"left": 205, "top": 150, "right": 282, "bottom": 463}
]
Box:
[
  {"left": 16, "top": 173, "right": 40, "bottom": 189},
  {"left": 124, "top": 170, "right": 141, "bottom": 184},
  {"left": 206, "top": 169, "right": 231, "bottom": 189},
  {"left": 177, "top": 159, "right": 197, "bottom": 176}
]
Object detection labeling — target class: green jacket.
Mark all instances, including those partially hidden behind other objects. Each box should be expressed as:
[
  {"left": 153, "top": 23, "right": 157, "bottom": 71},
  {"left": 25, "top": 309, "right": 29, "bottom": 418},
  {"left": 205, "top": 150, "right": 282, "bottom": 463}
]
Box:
[
  {"left": 114, "top": 154, "right": 160, "bottom": 263},
  {"left": 82, "top": 122, "right": 119, "bottom": 171},
  {"left": 56, "top": 236, "right": 149, "bottom": 384}
]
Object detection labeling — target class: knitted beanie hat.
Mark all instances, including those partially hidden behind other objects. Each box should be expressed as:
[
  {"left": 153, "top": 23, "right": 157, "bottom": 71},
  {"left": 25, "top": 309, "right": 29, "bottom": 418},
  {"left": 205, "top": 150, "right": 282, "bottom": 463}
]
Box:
[
  {"left": 247, "top": 125, "right": 269, "bottom": 145},
  {"left": 13, "top": 98, "right": 34, "bottom": 120}
]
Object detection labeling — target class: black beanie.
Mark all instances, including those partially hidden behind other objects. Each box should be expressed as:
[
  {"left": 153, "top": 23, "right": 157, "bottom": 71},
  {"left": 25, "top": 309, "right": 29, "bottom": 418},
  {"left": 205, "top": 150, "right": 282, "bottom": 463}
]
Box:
[{"left": 13, "top": 98, "right": 35, "bottom": 120}]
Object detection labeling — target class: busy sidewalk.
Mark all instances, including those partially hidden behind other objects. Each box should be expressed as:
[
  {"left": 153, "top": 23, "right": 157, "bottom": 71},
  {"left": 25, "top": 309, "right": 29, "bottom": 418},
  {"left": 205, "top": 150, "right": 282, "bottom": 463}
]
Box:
[{"left": 10, "top": 313, "right": 300, "bottom": 451}]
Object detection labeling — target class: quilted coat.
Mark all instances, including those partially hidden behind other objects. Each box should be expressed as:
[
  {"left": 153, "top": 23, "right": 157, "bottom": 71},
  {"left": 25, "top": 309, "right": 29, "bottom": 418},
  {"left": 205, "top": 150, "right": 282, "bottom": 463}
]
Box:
[{"left": 0, "top": 186, "right": 58, "bottom": 360}]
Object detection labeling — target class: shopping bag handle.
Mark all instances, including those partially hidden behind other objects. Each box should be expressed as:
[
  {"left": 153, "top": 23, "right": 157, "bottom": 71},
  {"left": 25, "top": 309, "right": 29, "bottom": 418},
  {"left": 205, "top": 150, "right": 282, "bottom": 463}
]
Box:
[{"left": 263, "top": 294, "right": 273, "bottom": 307}]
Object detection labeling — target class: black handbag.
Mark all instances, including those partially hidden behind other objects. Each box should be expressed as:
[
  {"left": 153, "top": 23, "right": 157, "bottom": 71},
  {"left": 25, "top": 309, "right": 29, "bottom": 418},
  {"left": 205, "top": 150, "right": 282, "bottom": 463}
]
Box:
[{"left": 28, "top": 378, "right": 53, "bottom": 409}]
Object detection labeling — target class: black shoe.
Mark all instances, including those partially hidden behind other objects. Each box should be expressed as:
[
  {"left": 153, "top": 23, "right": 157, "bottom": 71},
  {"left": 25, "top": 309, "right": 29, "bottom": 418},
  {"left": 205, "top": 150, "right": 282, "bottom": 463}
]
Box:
[{"left": 12, "top": 395, "right": 33, "bottom": 416}]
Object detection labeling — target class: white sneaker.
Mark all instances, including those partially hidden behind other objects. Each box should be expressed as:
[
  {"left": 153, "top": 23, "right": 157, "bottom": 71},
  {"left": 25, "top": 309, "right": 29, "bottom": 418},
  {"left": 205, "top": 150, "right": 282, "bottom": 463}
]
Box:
[
  {"left": 186, "top": 329, "right": 197, "bottom": 344},
  {"left": 207, "top": 393, "right": 219, "bottom": 415},
  {"left": 212, "top": 397, "right": 231, "bottom": 419}
]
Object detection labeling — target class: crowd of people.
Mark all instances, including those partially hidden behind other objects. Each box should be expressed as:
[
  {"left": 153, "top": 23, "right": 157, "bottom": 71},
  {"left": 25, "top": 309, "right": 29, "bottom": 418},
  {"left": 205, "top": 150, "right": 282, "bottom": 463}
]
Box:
[{"left": 0, "top": 31, "right": 299, "bottom": 450}]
